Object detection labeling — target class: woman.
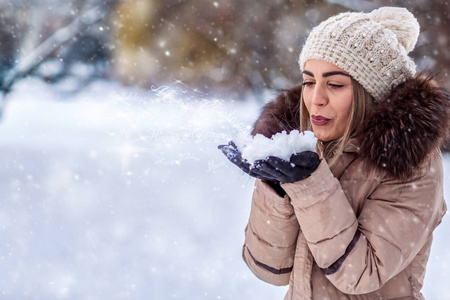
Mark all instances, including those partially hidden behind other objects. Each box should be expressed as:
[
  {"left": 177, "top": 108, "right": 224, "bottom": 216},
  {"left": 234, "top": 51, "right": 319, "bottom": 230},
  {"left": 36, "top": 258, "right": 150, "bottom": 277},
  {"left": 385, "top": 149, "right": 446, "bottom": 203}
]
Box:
[{"left": 219, "top": 6, "right": 449, "bottom": 299}]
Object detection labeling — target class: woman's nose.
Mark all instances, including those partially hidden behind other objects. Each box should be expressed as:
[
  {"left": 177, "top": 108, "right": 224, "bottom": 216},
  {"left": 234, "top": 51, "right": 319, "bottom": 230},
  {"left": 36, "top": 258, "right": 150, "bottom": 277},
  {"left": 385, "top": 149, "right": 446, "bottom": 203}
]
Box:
[{"left": 311, "top": 85, "right": 327, "bottom": 106}]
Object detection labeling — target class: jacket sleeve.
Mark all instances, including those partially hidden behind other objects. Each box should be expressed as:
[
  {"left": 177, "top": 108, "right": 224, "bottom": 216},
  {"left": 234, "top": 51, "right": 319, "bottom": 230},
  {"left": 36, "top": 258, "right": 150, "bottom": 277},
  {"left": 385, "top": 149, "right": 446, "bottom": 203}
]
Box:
[
  {"left": 242, "top": 178, "right": 300, "bottom": 286},
  {"left": 280, "top": 151, "right": 446, "bottom": 294}
]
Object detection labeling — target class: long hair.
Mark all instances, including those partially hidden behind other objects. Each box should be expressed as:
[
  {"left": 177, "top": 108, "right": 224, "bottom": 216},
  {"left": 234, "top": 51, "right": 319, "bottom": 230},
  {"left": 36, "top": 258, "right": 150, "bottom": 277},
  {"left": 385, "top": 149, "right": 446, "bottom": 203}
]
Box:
[{"left": 300, "top": 78, "right": 374, "bottom": 167}]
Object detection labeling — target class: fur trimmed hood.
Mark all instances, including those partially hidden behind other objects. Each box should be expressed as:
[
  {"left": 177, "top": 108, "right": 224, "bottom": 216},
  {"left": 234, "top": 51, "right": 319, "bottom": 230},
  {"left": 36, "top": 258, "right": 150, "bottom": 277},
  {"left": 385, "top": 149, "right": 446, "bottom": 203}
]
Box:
[{"left": 251, "top": 74, "right": 450, "bottom": 180}]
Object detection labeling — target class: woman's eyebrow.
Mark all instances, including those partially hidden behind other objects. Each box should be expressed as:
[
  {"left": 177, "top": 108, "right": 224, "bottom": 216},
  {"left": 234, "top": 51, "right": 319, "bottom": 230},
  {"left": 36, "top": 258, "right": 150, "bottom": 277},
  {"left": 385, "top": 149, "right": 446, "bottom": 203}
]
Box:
[
  {"left": 322, "top": 71, "right": 350, "bottom": 77},
  {"left": 302, "top": 70, "right": 350, "bottom": 78}
]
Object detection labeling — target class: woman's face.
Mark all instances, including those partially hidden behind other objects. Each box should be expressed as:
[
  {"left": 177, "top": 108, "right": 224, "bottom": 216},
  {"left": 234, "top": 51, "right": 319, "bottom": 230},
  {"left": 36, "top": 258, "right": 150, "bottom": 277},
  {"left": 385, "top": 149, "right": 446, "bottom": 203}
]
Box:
[{"left": 302, "top": 59, "right": 353, "bottom": 142}]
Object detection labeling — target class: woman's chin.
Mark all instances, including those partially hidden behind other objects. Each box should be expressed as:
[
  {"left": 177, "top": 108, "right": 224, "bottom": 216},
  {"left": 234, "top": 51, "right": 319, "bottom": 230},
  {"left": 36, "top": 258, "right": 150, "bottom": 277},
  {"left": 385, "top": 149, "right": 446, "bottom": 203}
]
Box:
[
  {"left": 312, "top": 125, "right": 344, "bottom": 142},
  {"left": 312, "top": 129, "right": 332, "bottom": 142},
  {"left": 315, "top": 133, "right": 341, "bottom": 142}
]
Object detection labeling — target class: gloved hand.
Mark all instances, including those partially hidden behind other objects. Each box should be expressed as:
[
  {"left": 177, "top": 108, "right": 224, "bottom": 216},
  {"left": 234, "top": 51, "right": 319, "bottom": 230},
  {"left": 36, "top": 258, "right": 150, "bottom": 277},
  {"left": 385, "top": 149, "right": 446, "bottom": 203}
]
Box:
[
  {"left": 218, "top": 141, "right": 287, "bottom": 197},
  {"left": 218, "top": 141, "right": 276, "bottom": 181},
  {"left": 253, "top": 151, "right": 320, "bottom": 183}
]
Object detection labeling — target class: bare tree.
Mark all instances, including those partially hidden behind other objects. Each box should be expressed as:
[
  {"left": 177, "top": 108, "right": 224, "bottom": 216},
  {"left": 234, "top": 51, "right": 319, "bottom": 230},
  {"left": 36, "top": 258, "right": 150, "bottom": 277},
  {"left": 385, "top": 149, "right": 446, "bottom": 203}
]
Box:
[{"left": 0, "top": 0, "right": 115, "bottom": 118}]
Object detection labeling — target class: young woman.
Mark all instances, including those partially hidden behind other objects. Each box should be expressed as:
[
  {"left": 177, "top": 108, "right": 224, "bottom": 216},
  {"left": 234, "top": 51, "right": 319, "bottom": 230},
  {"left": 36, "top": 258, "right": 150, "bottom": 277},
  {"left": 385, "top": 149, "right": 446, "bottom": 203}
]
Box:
[{"left": 219, "top": 6, "right": 449, "bottom": 299}]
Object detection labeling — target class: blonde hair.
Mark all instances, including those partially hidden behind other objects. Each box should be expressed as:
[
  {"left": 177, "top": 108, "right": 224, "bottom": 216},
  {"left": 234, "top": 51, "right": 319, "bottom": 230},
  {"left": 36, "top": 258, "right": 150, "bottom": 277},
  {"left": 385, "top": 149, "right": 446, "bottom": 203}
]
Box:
[{"left": 300, "top": 78, "right": 374, "bottom": 167}]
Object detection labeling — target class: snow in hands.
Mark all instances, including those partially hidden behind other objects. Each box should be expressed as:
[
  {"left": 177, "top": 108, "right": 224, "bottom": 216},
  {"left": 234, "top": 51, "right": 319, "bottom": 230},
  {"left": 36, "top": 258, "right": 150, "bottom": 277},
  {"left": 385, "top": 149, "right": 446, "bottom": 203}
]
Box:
[{"left": 235, "top": 130, "right": 317, "bottom": 165}]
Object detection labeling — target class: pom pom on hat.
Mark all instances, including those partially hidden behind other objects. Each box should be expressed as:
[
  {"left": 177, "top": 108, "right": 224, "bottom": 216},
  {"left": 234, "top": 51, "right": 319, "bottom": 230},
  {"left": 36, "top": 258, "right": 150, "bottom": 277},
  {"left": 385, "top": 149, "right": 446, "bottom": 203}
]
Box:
[{"left": 370, "top": 7, "right": 420, "bottom": 53}]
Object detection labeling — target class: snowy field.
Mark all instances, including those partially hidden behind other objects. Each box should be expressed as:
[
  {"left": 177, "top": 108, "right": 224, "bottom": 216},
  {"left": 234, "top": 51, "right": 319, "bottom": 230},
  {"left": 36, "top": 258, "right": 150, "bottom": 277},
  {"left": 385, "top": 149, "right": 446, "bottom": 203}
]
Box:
[{"left": 0, "top": 78, "right": 448, "bottom": 299}]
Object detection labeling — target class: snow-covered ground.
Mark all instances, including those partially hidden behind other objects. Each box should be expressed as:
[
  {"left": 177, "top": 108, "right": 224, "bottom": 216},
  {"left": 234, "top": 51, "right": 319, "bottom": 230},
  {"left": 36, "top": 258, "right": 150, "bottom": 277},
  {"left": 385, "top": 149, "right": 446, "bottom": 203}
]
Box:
[{"left": 0, "top": 78, "right": 448, "bottom": 299}]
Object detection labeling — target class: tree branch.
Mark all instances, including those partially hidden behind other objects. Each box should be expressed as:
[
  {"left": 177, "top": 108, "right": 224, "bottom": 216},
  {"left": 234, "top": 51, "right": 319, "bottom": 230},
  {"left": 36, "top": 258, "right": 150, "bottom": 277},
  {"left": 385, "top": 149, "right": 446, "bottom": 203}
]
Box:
[{"left": 1, "top": 3, "right": 109, "bottom": 94}]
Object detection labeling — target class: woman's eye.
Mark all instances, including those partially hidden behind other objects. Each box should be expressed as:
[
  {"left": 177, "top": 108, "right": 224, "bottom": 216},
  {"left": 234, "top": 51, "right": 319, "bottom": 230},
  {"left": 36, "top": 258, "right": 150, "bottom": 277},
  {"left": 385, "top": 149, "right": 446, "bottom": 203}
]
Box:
[
  {"left": 329, "top": 84, "right": 344, "bottom": 88},
  {"left": 302, "top": 82, "right": 314, "bottom": 87}
]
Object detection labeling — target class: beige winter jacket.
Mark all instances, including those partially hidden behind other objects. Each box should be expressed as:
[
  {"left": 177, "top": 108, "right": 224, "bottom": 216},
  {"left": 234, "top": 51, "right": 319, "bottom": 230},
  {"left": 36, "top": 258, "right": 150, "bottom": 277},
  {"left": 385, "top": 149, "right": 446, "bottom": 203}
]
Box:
[{"left": 242, "top": 75, "right": 449, "bottom": 299}]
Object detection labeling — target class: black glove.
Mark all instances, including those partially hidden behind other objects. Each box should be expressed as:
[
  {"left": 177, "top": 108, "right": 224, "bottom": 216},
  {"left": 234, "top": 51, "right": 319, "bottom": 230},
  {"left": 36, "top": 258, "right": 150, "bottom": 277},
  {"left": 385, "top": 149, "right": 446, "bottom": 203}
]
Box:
[
  {"left": 218, "top": 141, "right": 276, "bottom": 181},
  {"left": 253, "top": 151, "right": 320, "bottom": 183},
  {"left": 218, "top": 141, "right": 287, "bottom": 197}
]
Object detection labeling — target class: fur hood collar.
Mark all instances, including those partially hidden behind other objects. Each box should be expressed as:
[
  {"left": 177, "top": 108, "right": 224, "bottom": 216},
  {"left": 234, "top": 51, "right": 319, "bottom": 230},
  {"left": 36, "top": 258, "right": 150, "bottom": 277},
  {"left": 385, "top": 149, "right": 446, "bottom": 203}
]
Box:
[{"left": 251, "top": 74, "right": 450, "bottom": 180}]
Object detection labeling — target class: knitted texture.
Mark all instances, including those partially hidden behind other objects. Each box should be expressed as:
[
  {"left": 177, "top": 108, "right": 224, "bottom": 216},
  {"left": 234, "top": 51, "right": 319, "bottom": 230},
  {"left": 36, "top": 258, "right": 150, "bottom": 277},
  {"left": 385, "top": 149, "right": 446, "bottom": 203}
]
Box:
[{"left": 299, "top": 7, "right": 420, "bottom": 102}]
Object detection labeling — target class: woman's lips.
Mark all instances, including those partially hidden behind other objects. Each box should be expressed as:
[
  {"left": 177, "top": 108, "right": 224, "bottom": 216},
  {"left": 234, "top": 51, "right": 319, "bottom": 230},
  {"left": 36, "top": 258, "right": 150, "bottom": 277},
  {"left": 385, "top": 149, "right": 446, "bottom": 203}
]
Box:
[{"left": 311, "top": 115, "right": 331, "bottom": 126}]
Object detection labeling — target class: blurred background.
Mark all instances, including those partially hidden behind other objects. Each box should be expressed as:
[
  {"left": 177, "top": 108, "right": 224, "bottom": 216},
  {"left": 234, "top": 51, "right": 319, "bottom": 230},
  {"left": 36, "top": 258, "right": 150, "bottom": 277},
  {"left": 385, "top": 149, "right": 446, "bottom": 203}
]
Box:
[
  {"left": 0, "top": 0, "right": 449, "bottom": 92},
  {"left": 1, "top": 0, "right": 449, "bottom": 144},
  {"left": 0, "top": 1, "right": 449, "bottom": 299}
]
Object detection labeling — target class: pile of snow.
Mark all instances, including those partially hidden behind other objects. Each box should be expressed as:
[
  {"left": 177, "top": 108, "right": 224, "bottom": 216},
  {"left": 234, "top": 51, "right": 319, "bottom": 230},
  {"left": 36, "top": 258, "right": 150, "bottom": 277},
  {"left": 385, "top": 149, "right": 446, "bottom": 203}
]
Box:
[{"left": 235, "top": 130, "right": 317, "bottom": 164}]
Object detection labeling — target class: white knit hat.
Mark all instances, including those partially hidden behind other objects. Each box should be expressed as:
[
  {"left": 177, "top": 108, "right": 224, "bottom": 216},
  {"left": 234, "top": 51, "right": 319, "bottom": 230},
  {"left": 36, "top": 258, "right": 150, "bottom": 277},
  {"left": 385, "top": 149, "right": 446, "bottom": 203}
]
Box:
[{"left": 299, "top": 7, "right": 420, "bottom": 102}]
